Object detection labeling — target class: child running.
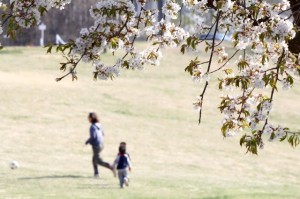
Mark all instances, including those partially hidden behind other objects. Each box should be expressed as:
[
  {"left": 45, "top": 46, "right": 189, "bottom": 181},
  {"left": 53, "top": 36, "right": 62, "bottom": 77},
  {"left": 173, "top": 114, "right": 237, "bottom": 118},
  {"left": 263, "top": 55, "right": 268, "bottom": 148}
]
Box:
[{"left": 113, "top": 145, "right": 132, "bottom": 188}]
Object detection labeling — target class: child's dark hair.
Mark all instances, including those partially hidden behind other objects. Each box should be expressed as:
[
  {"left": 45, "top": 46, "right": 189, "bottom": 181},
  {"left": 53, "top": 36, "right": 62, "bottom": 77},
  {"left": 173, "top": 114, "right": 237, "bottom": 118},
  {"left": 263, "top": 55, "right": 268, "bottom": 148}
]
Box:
[
  {"left": 119, "top": 145, "right": 126, "bottom": 155},
  {"left": 88, "top": 112, "right": 99, "bottom": 123},
  {"left": 120, "top": 142, "right": 126, "bottom": 146}
]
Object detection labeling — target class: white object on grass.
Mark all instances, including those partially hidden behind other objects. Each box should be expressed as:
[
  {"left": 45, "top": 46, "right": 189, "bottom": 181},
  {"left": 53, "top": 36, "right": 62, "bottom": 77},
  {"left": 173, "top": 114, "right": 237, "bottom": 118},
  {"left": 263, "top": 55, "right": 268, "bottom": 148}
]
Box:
[{"left": 10, "top": 161, "right": 19, "bottom": 170}]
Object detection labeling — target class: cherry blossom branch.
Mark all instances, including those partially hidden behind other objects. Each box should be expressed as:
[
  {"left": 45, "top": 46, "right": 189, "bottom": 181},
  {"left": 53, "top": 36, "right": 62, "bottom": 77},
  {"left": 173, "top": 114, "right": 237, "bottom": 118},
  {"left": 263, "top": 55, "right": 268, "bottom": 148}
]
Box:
[
  {"left": 261, "top": 50, "right": 286, "bottom": 135},
  {"left": 56, "top": 10, "right": 134, "bottom": 81},
  {"left": 56, "top": 51, "right": 86, "bottom": 81},
  {"left": 237, "top": 87, "right": 255, "bottom": 121},
  {"left": 121, "top": 7, "right": 144, "bottom": 59}
]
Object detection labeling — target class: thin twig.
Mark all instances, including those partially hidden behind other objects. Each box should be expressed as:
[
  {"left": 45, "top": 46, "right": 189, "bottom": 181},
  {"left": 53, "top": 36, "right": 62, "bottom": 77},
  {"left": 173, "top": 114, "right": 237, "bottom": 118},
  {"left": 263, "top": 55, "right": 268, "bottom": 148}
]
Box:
[
  {"left": 198, "top": 81, "right": 208, "bottom": 124},
  {"left": 198, "top": 12, "right": 220, "bottom": 124},
  {"left": 214, "top": 30, "right": 228, "bottom": 47},
  {"left": 261, "top": 50, "right": 285, "bottom": 134},
  {"left": 179, "top": 3, "right": 184, "bottom": 27},
  {"left": 209, "top": 50, "right": 239, "bottom": 74},
  {"left": 199, "top": 20, "right": 217, "bottom": 43},
  {"left": 278, "top": 2, "right": 300, "bottom": 15},
  {"left": 286, "top": 131, "right": 300, "bottom": 135},
  {"left": 263, "top": 67, "right": 277, "bottom": 73}
]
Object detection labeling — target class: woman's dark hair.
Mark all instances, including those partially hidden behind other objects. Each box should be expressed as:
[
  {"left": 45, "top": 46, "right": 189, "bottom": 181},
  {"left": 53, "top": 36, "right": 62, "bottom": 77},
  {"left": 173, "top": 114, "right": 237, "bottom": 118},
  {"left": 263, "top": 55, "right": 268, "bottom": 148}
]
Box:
[
  {"left": 88, "top": 112, "right": 99, "bottom": 123},
  {"left": 119, "top": 145, "right": 126, "bottom": 155}
]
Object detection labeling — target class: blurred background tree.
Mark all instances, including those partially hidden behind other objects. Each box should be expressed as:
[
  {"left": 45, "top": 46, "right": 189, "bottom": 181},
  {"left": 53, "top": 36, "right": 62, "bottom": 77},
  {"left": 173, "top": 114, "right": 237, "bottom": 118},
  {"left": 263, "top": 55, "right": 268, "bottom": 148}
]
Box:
[{"left": 1, "top": 0, "right": 163, "bottom": 46}]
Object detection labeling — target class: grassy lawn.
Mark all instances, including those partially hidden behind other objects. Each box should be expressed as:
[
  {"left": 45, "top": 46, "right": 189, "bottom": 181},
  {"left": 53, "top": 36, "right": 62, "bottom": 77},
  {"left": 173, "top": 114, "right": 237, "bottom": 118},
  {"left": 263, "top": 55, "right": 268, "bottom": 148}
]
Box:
[{"left": 0, "top": 45, "right": 299, "bottom": 199}]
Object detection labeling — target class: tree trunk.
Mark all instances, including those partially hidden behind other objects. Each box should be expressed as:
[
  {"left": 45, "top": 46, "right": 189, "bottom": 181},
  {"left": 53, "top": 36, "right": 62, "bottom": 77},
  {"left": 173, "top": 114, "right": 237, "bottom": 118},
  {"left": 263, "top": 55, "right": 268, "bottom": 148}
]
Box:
[{"left": 288, "top": 0, "right": 300, "bottom": 54}]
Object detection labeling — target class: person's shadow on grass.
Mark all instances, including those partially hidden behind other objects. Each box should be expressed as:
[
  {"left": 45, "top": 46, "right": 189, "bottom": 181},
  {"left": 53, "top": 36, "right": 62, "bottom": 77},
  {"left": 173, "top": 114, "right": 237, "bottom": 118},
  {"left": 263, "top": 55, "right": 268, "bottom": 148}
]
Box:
[
  {"left": 18, "top": 175, "right": 90, "bottom": 180},
  {"left": 18, "top": 175, "right": 119, "bottom": 189}
]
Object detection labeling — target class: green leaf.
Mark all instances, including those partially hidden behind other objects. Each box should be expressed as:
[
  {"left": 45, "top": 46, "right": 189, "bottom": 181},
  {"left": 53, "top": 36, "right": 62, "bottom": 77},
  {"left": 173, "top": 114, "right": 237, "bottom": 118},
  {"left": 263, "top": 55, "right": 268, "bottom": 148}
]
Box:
[
  {"left": 60, "top": 63, "right": 67, "bottom": 71},
  {"left": 38, "top": 6, "right": 48, "bottom": 16},
  {"left": 287, "top": 75, "right": 294, "bottom": 86},
  {"left": 279, "top": 133, "right": 287, "bottom": 141},
  {"left": 46, "top": 44, "right": 53, "bottom": 54},
  {"left": 259, "top": 33, "right": 265, "bottom": 42},
  {"left": 221, "top": 124, "right": 228, "bottom": 137},
  {"left": 187, "top": 37, "right": 192, "bottom": 46},
  {"left": 240, "top": 135, "right": 246, "bottom": 146},
  {"left": 180, "top": 44, "right": 187, "bottom": 54},
  {"left": 224, "top": 69, "right": 233, "bottom": 75},
  {"left": 184, "top": 57, "right": 199, "bottom": 75},
  {"left": 218, "top": 79, "right": 223, "bottom": 90},
  {"left": 93, "top": 72, "right": 98, "bottom": 80}
]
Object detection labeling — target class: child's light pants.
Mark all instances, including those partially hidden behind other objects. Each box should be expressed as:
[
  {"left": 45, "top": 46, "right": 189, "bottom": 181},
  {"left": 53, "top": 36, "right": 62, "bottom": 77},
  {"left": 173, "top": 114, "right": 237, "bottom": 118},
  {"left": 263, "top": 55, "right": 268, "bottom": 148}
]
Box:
[{"left": 118, "top": 168, "right": 129, "bottom": 188}]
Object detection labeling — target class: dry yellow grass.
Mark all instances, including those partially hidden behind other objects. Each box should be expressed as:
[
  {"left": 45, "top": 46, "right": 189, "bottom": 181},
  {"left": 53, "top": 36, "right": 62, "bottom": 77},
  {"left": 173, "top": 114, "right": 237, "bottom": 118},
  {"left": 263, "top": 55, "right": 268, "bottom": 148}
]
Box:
[{"left": 0, "top": 46, "right": 299, "bottom": 199}]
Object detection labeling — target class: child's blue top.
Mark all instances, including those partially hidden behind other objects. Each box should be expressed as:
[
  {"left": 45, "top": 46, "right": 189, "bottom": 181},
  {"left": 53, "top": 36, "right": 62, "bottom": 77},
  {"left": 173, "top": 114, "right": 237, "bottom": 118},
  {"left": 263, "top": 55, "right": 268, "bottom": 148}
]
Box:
[{"left": 114, "top": 154, "right": 132, "bottom": 170}]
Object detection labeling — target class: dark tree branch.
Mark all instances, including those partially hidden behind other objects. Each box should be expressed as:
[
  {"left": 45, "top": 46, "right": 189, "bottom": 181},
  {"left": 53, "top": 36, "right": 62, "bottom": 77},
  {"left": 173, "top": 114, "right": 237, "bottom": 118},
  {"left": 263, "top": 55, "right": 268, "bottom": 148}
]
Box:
[
  {"left": 198, "top": 12, "right": 220, "bottom": 124},
  {"left": 179, "top": 3, "right": 184, "bottom": 27},
  {"left": 1, "top": 14, "right": 12, "bottom": 26}
]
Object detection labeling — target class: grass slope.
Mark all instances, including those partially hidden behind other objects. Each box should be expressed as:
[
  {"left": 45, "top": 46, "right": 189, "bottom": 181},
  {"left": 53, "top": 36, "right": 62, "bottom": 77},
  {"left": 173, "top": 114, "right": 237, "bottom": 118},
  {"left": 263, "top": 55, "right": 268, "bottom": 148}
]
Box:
[{"left": 0, "top": 46, "right": 299, "bottom": 199}]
